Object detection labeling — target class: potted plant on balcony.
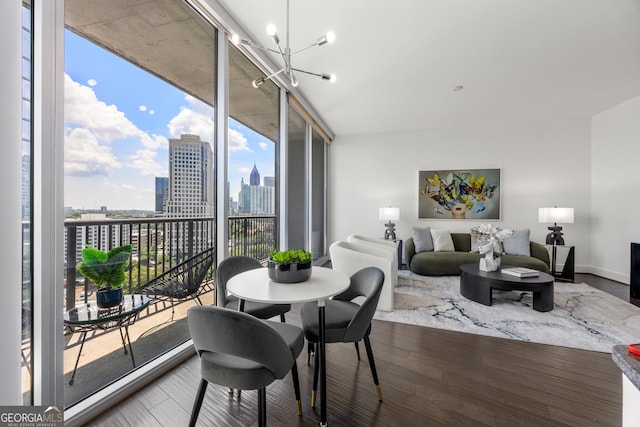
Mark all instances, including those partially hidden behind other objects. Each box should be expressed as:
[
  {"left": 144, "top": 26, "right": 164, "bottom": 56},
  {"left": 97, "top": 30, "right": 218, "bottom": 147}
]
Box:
[
  {"left": 76, "top": 244, "right": 134, "bottom": 308},
  {"left": 267, "top": 248, "right": 313, "bottom": 283}
]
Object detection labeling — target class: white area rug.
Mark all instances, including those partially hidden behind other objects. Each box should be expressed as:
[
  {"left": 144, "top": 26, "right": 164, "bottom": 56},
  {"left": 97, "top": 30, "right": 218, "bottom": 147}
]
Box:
[{"left": 373, "top": 270, "right": 640, "bottom": 353}]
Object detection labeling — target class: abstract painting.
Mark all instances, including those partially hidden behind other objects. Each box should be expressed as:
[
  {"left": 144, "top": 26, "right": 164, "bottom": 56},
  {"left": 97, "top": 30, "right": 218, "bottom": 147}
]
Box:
[{"left": 418, "top": 169, "right": 501, "bottom": 220}]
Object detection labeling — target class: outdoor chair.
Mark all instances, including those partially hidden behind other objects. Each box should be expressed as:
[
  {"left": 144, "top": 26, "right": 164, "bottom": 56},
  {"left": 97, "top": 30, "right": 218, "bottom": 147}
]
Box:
[
  {"left": 138, "top": 247, "right": 215, "bottom": 321},
  {"left": 216, "top": 256, "right": 291, "bottom": 322},
  {"left": 187, "top": 305, "right": 304, "bottom": 426},
  {"left": 301, "top": 266, "right": 384, "bottom": 406}
]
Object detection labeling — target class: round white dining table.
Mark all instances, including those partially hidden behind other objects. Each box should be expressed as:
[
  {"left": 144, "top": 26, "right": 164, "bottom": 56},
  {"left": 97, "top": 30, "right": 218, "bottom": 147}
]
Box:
[{"left": 227, "top": 266, "right": 349, "bottom": 426}]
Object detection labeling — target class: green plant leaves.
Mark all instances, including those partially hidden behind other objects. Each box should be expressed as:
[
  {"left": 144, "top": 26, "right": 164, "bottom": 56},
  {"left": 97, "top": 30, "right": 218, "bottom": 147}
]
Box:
[
  {"left": 269, "top": 248, "right": 312, "bottom": 263},
  {"left": 76, "top": 244, "right": 133, "bottom": 289}
]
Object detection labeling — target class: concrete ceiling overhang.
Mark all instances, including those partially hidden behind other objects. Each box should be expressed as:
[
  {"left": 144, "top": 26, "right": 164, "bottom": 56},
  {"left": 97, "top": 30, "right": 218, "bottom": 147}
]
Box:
[{"left": 65, "top": 0, "right": 280, "bottom": 143}]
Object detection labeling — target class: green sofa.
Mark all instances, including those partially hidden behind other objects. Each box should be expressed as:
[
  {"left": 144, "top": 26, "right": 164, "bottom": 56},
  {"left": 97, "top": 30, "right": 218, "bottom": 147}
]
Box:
[{"left": 404, "top": 233, "right": 550, "bottom": 276}]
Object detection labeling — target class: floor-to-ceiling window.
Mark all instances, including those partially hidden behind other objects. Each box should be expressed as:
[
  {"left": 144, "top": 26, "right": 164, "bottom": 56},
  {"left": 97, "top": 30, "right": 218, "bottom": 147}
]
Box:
[
  {"left": 63, "top": 0, "right": 216, "bottom": 407},
  {"left": 21, "top": 0, "right": 33, "bottom": 406},
  {"left": 16, "top": 0, "right": 332, "bottom": 415},
  {"left": 310, "top": 128, "right": 327, "bottom": 259},
  {"left": 227, "top": 44, "right": 279, "bottom": 260},
  {"left": 286, "top": 102, "right": 308, "bottom": 250}
]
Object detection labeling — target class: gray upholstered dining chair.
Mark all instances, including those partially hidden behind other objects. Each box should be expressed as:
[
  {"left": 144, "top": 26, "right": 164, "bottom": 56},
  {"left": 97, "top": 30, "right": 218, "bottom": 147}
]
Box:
[
  {"left": 216, "top": 256, "right": 291, "bottom": 322},
  {"left": 187, "top": 305, "right": 304, "bottom": 426},
  {"left": 300, "top": 266, "right": 385, "bottom": 407}
]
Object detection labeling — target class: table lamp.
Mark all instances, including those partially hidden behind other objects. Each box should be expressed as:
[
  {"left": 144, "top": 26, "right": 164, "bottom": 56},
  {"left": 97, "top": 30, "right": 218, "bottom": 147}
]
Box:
[
  {"left": 379, "top": 207, "right": 400, "bottom": 240},
  {"left": 538, "top": 207, "right": 574, "bottom": 245}
]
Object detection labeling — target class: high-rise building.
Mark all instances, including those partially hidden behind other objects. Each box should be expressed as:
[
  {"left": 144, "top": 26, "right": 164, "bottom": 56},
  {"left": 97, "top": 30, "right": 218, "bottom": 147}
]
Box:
[
  {"left": 155, "top": 177, "right": 169, "bottom": 215},
  {"left": 264, "top": 176, "right": 275, "bottom": 187},
  {"left": 238, "top": 165, "right": 274, "bottom": 215},
  {"left": 163, "top": 134, "right": 214, "bottom": 218},
  {"left": 249, "top": 163, "right": 260, "bottom": 186}
]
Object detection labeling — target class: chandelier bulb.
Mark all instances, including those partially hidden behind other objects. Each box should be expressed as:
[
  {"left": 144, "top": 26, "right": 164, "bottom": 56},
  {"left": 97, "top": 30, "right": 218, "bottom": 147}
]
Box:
[
  {"left": 230, "top": 34, "right": 240, "bottom": 45},
  {"left": 291, "top": 76, "right": 299, "bottom": 87},
  {"left": 266, "top": 24, "right": 278, "bottom": 37},
  {"left": 252, "top": 78, "right": 265, "bottom": 88},
  {"left": 325, "top": 31, "right": 336, "bottom": 44},
  {"left": 321, "top": 74, "right": 337, "bottom": 83}
]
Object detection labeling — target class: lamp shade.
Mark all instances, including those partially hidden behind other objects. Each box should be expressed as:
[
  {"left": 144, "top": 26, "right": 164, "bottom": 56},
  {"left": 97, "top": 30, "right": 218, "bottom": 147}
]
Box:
[
  {"left": 538, "top": 207, "right": 574, "bottom": 224},
  {"left": 379, "top": 207, "right": 400, "bottom": 221}
]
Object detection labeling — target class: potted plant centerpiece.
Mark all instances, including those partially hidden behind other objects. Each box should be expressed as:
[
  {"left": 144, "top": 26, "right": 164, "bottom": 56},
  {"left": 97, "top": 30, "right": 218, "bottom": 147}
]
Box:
[
  {"left": 76, "top": 244, "right": 134, "bottom": 308},
  {"left": 267, "top": 248, "right": 313, "bottom": 283}
]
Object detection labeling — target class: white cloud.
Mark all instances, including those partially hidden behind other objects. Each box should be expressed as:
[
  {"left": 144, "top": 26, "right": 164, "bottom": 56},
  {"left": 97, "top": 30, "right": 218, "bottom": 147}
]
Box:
[
  {"left": 64, "top": 73, "right": 167, "bottom": 176},
  {"left": 65, "top": 74, "right": 140, "bottom": 142},
  {"left": 128, "top": 148, "right": 167, "bottom": 177},
  {"left": 139, "top": 133, "right": 168, "bottom": 151},
  {"left": 229, "top": 128, "right": 252, "bottom": 153},
  {"left": 64, "top": 127, "right": 121, "bottom": 176},
  {"left": 238, "top": 166, "right": 251, "bottom": 175},
  {"left": 149, "top": 110, "right": 155, "bottom": 115},
  {"left": 258, "top": 141, "right": 268, "bottom": 150},
  {"left": 87, "top": 79, "right": 97, "bottom": 86},
  {"left": 139, "top": 105, "right": 147, "bottom": 111},
  {"left": 167, "top": 95, "right": 215, "bottom": 144}
]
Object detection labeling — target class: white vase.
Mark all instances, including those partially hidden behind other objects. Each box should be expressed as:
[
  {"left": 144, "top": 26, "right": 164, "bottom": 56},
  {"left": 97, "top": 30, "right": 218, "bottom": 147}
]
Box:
[{"left": 479, "top": 242, "right": 501, "bottom": 272}]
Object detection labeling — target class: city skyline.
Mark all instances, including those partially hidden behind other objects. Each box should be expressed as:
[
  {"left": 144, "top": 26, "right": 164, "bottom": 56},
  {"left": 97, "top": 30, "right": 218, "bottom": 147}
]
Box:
[{"left": 64, "top": 29, "right": 275, "bottom": 211}]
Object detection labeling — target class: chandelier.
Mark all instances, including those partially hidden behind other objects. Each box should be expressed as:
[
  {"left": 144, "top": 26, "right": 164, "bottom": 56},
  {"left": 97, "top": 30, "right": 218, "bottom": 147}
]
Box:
[{"left": 231, "top": 0, "right": 336, "bottom": 88}]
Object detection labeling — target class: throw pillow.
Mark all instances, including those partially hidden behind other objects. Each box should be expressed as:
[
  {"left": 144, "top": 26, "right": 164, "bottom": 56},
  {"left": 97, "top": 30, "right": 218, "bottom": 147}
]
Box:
[
  {"left": 503, "top": 229, "right": 531, "bottom": 256},
  {"left": 470, "top": 229, "right": 491, "bottom": 252},
  {"left": 430, "top": 229, "right": 455, "bottom": 252},
  {"left": 412, "top": 227, "right": 433, "bottom": 252}
]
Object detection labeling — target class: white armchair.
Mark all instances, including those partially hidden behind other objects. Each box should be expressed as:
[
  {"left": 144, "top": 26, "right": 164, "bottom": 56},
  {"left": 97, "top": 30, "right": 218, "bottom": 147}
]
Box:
[
  {"left": 346, "top": 234, "right": 399, "bottom": 270},
  {"left": 329, "top": 240, "right": 397, "bottom": 311}
]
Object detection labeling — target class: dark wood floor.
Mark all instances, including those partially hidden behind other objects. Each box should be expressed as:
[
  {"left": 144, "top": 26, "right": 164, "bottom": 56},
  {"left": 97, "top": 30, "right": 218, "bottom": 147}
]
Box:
[{"left": 85, "top": 274, "right": 627, "bottom": 427}]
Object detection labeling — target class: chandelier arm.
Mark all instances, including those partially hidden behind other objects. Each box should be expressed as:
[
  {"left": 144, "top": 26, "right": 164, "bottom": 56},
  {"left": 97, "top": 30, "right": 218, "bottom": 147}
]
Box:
[
  {"left": 290, "top": 68, "right": 322, "bottom": 77},
  {"left": 264, "top": 67, "right": 286, "bottom": 81},
  {"left": 272, "top": 40, "right": 291, "bottom": 75},
  {"left": 291, "top": 42, "right": 321, "bottom": 56},
  {"left": 244, "top": 42, "right": 281, "bottom": 55}
]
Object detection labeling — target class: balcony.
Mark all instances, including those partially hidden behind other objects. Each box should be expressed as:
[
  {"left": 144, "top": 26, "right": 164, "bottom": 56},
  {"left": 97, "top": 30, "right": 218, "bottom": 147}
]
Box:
[{"left": 22, "top": 214, "right": 277, "bottom": 407}]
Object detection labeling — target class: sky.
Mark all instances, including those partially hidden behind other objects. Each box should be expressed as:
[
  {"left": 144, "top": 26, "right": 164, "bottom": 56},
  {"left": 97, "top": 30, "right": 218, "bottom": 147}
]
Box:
[{"left": 64, "top": 30, "right": 275, "bottom": 211}]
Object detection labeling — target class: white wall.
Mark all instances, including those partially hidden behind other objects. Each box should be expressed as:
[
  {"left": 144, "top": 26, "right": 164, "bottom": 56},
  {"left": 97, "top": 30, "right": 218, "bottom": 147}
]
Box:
[
  {"left": 328, "top": 117, "right": 592, "bottom": 270},
  {"left": 591, "top": 95, "right": 640, "bottom": 283}
]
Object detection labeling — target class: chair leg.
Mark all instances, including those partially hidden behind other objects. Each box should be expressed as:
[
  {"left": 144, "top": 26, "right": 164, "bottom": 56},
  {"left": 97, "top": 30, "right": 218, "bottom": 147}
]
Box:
[
  {"left": 170, "top": 297, "right": 175, "bottom": 322},
  {"left": 363, "top": 335, "right": 382, "bottom": 402},
  {"left": 257, "top": 387, "right": 267, "bottom": 427},
  {"left": 311, "top": 345, "right": 319, "bottom": 408},
  {"left": 290, "top": 360, "right": 302, "bottom": 416},
  {"left": 307, "top": 341, "right": 315, "bottom": 366},
  {"left": 280, "top": 313, "right": 286, "bottom": 322},
  {"left": 189, "top": 378, "right": 208, "bottom": 427},
  {"left": 354, "top": 341, "right": 361, "bottom": 360}
]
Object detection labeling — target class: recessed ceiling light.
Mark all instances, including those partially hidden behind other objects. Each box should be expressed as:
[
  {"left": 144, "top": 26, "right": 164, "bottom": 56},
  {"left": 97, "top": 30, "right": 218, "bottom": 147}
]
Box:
[{"left": 452, "top": 85, "right": 464, "bottom": 92}]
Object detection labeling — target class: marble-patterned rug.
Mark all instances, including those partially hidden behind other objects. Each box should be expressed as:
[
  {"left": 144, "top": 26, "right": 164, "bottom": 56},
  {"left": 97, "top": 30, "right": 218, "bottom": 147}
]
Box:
[{"left": 373, "top": 270, "right": 640, "bottom": 353}]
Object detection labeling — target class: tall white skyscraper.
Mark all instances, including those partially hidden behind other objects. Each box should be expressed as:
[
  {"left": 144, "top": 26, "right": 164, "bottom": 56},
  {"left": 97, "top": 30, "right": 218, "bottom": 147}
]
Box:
[{"left": 163, "top": 134, "right": 214, "bottom": 218}]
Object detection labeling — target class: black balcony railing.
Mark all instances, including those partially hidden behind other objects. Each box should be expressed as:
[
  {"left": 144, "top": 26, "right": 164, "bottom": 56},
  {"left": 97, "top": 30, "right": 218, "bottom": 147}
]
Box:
[
  {"left": 62, "top": 215, "right": 277, "bottom": 310},
  {"left": 64, "top": 216, "right": 215, "bottom": 310},
  {"left": 228, "top": 215, "right": 277, "bottom": 263}
]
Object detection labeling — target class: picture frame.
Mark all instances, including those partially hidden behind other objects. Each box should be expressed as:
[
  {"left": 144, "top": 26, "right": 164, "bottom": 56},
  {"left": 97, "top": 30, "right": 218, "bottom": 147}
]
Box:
[{"left": 418, "top": 169, "right": 501, "bottom": 220}]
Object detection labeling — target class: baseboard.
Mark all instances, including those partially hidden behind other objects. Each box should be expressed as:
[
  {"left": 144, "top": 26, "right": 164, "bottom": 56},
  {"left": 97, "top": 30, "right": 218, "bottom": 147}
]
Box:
[{"left": 581, "top": 265, "right": 629, "bottom": 285}]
